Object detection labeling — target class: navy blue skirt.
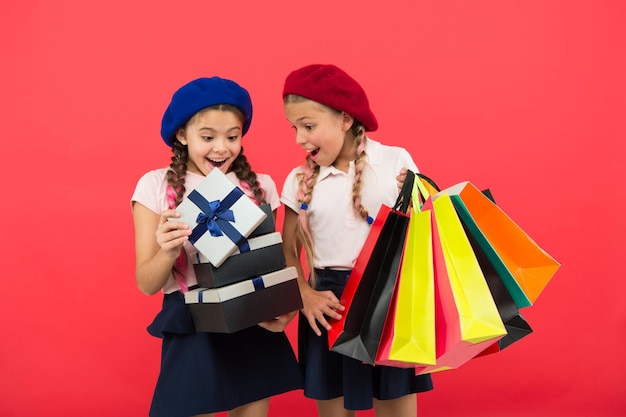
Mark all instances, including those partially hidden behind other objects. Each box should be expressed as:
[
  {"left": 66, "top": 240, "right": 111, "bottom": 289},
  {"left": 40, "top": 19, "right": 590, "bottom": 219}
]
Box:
[
  {"left": 298, "top": 269, "right": 433, "bottom": 410},
  {"left": 147, "top": 290, "right": 303, "bottom": 417}
]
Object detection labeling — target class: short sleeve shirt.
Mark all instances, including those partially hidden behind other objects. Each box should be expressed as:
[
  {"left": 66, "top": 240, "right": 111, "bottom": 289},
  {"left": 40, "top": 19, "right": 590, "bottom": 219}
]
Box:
[
  {"left": 280, "top": 138, "right": 418, "bottom": 270},
  {"left": 131, "top": 168, "right": 280, "bottom": 294}
]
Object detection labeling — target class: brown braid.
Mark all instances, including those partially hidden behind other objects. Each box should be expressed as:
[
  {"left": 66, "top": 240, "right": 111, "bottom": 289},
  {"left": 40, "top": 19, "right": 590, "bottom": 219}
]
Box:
[
  {"left": 229, "top": 147, "right": 266, "bottom": 205},
  {"left": 166, "top": 139, "right": 189, "bottom": 207},
  {"left": 165, "top": 139, "right": 189, "bottom": 287}
]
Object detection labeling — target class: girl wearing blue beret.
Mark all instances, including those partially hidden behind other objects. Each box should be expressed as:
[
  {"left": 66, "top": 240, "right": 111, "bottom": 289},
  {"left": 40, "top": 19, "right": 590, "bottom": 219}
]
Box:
[
  {"left": 280, "top": 64, "right": 433, "bottom": 417},
  {"left": 131, "top": 77, "right": 302, "bottom": 417}
]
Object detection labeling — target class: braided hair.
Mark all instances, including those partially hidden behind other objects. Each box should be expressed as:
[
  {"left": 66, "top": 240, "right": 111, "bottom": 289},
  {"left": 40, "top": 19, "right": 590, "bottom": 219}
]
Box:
[
  {"left": 288, "top": 95, "right": 371, "bottom": 287},
  {"left": 165, "top": 105, "right": 266, "bottom": 291}
]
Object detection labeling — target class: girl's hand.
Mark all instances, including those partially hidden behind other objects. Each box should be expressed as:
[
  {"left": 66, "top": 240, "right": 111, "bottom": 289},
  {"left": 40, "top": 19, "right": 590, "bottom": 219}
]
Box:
[
  {"left": 396, "top": 167, "right": 409, "bottom": 190},
  {"left": 300, "top": 285, "right": 345, "bottom": 337},
  {"left": 155, "top": 209, "right": 191, "bottom": 259},
  {"left": 257, "top": 310, "right": 298, "bottom": 332}
]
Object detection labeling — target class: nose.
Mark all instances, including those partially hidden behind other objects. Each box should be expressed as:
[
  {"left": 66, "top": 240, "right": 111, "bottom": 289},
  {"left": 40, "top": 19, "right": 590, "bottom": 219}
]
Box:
[
  {"left": 212, "top": 137, "right": 227, "bottom": 152},
  {"left": 294, "top": 130, "right": 307, "bottom": 146}
]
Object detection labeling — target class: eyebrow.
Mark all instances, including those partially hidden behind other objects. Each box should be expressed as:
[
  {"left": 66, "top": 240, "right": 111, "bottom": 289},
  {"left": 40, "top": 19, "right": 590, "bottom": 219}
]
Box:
[
  {"left": 294, "top": 116, "right": 313, "bottom": 123},
  {"left": 198, "top": 126, "right": 242, "bottom": 132}
]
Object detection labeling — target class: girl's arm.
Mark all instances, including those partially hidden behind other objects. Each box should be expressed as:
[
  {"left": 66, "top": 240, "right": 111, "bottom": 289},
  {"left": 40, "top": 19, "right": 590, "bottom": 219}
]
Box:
[
  {"left": 282, "top": 207, "right": 344, "bottom": 337},
  {"left": 132, "top": 202, "right": 191, "bottom": 295}
]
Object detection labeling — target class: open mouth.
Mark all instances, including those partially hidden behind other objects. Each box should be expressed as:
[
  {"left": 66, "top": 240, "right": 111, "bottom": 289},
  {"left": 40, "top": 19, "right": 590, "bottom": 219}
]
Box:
[
  {"left": 208, "top": 158, "right": 227, "bottom": 168},
  {"left": 310, "top": 148, "right": 320, "bottom": 158}
]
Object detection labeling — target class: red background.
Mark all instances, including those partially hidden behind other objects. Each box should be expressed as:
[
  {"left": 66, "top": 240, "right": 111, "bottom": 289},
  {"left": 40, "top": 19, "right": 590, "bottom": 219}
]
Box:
[{"left": 1, "top": 1, "right": 624, "bottom": 416}]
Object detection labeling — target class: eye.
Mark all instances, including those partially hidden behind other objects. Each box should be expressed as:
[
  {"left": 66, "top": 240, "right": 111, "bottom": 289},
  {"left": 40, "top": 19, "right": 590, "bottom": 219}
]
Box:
[
  {"left": 228, "top": 135, "right": 240, "bottom": 141},
  {"left": 201, "top": 135, "right": 213, "bottom": 141},
  {"left": 304, "top": 124, "right": 314, "bottom": 131}
]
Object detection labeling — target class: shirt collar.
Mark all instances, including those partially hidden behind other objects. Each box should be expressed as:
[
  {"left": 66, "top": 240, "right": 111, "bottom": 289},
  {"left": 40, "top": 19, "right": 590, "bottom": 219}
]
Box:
[{"left": 316, "top": 137, "right": 378, "bottom": 181}]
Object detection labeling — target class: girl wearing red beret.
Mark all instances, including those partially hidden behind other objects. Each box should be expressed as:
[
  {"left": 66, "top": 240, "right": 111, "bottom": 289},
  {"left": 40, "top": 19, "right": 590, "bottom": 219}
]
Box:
[
  {"left": 131, "top": 77, "right": 302, "bottom": 417},
  {"left": 281, "top": 64, "right": 433, "bottom": 417}
]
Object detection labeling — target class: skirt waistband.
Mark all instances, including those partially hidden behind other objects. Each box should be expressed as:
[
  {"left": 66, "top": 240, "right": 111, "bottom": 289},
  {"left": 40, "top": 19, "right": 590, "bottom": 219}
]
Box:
[{"left": 313, "top": 268, "right": 351, "bottom": 298}]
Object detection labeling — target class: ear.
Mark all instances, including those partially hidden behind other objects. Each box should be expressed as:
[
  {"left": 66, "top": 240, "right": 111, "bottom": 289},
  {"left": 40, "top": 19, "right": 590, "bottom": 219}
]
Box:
[
  {"left": 176, "top": 128, "right": 187, "bottom": 145},
  {"left": 341, "top": 112, "right": 354, "bottom": 132}
]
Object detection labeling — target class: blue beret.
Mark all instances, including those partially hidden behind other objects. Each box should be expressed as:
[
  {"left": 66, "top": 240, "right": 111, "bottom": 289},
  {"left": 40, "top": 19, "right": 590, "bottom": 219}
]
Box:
[{"left": 160, "top": 77, "right": 253, "bottom": 146}]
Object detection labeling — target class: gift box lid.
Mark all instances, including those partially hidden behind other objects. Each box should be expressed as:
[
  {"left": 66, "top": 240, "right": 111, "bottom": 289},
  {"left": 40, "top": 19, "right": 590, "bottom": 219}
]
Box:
[
  {"left": 192, "top": 232, "right": 283, "bottom": 264},
  {"left": 185, "top": 266, "right": 298, "bottom": 304},
  {"left": 171, "top": 168, "right": 267, "bottom": 267}
]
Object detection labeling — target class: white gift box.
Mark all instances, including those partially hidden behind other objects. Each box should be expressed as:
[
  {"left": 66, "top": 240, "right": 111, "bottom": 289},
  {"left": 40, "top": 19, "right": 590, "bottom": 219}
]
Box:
[
  {"left": 172, "top": 168, "right": 267, "bottom": 268},
  {"left": 185, "top": 266, "right": 303, "bottom": 333},
  {"left": 193, "top": 232, "right": 286, "bottom": 288}
]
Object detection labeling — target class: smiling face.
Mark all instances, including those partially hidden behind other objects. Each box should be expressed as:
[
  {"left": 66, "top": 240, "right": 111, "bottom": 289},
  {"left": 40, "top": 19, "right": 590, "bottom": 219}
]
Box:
[
  {"left": 284, "top": 97, "right": 355, "bottom": 169},
  {"left": 176, "top": 107, "right": 243, "bottom": 176}
]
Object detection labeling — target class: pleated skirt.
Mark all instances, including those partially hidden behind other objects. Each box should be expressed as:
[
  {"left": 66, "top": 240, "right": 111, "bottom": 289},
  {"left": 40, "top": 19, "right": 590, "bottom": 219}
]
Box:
[
  {"left": 298, "top": 268, "right": 433, "bottom": 410},
  {"left": 147, "top": 290, "right": 303, "bottom": 417}
]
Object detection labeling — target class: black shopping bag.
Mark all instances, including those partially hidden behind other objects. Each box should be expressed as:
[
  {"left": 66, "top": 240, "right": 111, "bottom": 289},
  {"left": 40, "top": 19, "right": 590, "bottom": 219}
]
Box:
[{"left": 329, "top": 172, "right": 414, "bottom": 364}]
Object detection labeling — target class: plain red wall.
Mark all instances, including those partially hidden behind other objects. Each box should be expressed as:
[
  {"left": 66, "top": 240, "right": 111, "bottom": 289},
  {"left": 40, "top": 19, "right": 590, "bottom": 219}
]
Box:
[{"left": 1, "top": 1, "right": 624, "bottom": 416}]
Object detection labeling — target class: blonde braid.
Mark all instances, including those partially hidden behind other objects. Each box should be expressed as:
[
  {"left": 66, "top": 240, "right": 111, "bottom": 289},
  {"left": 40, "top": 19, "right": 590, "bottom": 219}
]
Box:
[
  {"left": 350, "top": 125, "right": 372, "bottom": 223},
  {"left": 296, "top": 155, "right": 320, "bottom": 287}
]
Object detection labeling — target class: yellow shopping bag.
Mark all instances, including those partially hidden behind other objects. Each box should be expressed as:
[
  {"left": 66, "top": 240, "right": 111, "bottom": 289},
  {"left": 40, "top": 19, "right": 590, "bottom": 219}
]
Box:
[
  {"left": 416, "top": 193, "right": 506, "bottom": 374},
  {"left": 375, "top": 205, "right": 436, "bottom": 367}
]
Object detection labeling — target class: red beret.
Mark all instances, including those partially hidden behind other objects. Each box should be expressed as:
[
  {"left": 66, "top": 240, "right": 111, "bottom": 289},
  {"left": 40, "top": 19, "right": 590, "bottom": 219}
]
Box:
[{"left": 283, "top": 64, "right": 378, "bottom": 131}]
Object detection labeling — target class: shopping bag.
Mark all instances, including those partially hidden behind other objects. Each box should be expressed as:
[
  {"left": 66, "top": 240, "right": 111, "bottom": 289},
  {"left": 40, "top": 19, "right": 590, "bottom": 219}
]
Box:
[
  {"left": 375, "top": 189, "right": 436, "bottom": 367},
  {"left": 415, "top": 192, "right": 507, "bottom": 374},
  {"left": 443, "top": 182, "right": 560, "bottom": 305},
  {"left": 458, "top": 189, "right": 533, "bottom": 354},
  {"left": 328, "top": 172, "right": 414, "bottom": 365},
  {"left": 460, "top": 210, "right": 533, "bottom": 355}
]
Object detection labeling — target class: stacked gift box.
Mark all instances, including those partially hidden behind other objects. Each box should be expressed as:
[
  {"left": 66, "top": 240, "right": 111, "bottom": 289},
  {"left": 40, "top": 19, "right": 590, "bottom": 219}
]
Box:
[{"left": 173, "top": 168, "right": 302, "bottom": 333}]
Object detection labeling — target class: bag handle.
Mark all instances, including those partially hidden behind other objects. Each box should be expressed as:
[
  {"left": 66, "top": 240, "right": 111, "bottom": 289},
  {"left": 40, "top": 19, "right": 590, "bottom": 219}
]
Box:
[
  {"left": 394, "top": 170, "right": 441, "bottom": 214},
  {"left": 418, "top": 173, "right": 441, "bottom": 194},
  {"left": 410, "top": 172, "right": 441, "bottom": 212},
  {"left": 394, "top": 169, "right": 415, "bottom": 214}
]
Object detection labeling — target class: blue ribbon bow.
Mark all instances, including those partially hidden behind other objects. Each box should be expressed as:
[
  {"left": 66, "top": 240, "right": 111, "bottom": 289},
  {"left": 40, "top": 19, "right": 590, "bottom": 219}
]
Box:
[
  {"left": 195, "top": 200, "right": 235, "bottom": 237},
  {"left": 188, "top": 188, "right": 251, "bottom": 253}
]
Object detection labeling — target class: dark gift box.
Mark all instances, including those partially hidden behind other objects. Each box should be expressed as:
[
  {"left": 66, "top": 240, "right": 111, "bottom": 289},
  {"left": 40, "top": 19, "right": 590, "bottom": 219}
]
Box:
[
  {"left": 249, "top": 204, "right": 276, "bottom": 238},
  {"left": 193, "top": 232, "right": 286, "bottom": 288},
  {"left": 185, "top": 266, "right": 302, "bottom": 333}
]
